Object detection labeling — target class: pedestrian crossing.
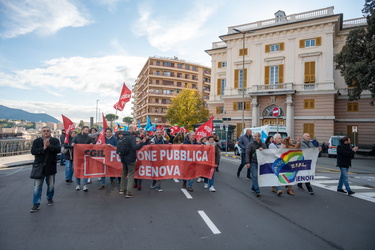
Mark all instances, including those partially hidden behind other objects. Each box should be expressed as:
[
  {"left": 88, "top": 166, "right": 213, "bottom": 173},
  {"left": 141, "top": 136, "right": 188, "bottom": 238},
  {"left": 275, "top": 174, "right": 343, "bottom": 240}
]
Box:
[{"left": 313, "top": 176, "right": 375, "bottom": 203}]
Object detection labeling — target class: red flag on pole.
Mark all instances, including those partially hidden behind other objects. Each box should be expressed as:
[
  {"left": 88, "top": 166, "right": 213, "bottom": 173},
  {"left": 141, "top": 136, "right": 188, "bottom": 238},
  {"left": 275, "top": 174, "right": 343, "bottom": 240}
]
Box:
[
  {"left": 96, "top": 113, "right": 109, "bottom": 145},
  {"left": 195, "top": 116, "right": 214, "bottom": 141},
  {"left": 61, "top": 115, "right": 75, "bottom": 143},
  {"left": 113, "top": 83, "right": 132, "bottom": 111}
]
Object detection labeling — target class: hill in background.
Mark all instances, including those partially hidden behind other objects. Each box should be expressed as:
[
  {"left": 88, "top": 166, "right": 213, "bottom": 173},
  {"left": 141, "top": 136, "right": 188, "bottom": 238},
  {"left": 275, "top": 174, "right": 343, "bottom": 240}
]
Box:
[{"left": 0, "top": 105, "right": 60, "bottom": 123}]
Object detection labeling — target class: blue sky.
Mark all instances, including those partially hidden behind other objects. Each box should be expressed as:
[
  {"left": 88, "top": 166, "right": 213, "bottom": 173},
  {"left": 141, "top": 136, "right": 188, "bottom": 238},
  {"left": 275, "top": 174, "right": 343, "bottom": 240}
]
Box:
[{"left": 0, "top": 0, "right": 366, "bottom": 123}]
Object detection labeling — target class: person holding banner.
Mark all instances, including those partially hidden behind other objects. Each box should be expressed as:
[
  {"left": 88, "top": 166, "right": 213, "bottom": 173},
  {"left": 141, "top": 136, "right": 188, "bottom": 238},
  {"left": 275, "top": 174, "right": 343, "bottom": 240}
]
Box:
[
  {"left": 117, "top": 125, "right": 146, "bottom": 198},
  {"left": 98, "top": 128, "right": 118, "bottom": 190},
  {"left": 182, "top": 131, "right": 199, "bottom": 192},
  {"left": 203, "top": 136, "right": 220, "bottom": 192},
  {"left": 59, "top": 129, "right": 66, "bottom": 166},
  {"left": 149, "top": 129, "right": 170, "bottom": 192},
  {"left": 72, "top": 126, "right": 94, "bottom": 192},
  {"left": 336, "top": 136, "right": 358, "bottom": 195},
  {"left": 63, "top": 130, "right": 77, "bottom": 183},
  {"left": 268, "top": 134, "right": 283, "bottom": 196},
  {"left": 237, "top": 129, "right": 253, "bottom": 179},
  {"left": 282, "top": 136, "right": 301, "bottom": 196},
  {"left": 246, "top": 132, "right": 266, "bottom": 197}
]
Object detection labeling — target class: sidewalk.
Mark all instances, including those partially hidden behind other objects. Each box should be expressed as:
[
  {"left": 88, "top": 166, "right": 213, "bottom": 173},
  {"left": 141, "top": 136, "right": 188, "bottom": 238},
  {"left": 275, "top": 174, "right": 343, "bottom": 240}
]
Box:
[{"left": 0, "top": 154, "right": 34, "bottom": 168}]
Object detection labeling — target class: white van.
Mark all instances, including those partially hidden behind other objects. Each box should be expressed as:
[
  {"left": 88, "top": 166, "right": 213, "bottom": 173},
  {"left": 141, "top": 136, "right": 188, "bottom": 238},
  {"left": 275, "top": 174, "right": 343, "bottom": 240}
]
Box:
[
  {"left": 234, "top": 125, "right": 288, "bottom": 155},
  {"left": 327, "top": 136, "right": 344, "bottom": 158}
]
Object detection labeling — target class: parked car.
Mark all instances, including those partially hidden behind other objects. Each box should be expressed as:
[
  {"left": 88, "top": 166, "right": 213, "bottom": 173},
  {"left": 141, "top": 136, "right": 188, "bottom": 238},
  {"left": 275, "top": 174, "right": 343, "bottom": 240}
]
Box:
[
  {"left": 327, "top": 136, "right": 345, "bottom": 158},
  {"left": 220, "top": 139, "right": 235, "bottom": 151}
]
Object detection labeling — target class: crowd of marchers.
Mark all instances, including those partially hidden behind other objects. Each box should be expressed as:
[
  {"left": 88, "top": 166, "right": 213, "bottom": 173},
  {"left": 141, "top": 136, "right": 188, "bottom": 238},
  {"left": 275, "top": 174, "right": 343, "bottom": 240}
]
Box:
[{"left": 29, "top": 125, "right": 358, "bottom": 213}]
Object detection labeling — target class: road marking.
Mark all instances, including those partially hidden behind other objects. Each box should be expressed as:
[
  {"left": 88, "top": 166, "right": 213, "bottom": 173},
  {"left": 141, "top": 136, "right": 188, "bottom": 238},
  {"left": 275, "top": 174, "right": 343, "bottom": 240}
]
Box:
[
  {"left": 173, "top": 178, "right": 179, "bottom": 182},
  {"left": 198, "top": 210, "right": 221, "bottom": 235},
  {"left": 314, "top": 176, "right": 330, "bottom": 179},
  {"left": 346, "top": 185, "right": 372, "bottom": 190},
  {"left": 181, "top": 188, "right": 193, "bottom": 199},
  {"left": 315, "top": 180, "right": 339, "bottom": 184}
]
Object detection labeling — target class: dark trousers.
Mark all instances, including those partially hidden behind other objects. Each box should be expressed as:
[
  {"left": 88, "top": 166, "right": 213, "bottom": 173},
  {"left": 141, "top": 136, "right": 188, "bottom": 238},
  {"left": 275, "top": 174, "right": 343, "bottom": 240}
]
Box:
[{"left": 237, "top": 153, "right": 250, "bottom": 178}]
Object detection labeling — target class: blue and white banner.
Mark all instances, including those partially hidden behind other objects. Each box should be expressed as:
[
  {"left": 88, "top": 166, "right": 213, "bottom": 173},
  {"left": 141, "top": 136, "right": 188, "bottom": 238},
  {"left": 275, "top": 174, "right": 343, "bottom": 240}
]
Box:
[{"left": 257, "top": 148, "right": 319, "bottom": 187}]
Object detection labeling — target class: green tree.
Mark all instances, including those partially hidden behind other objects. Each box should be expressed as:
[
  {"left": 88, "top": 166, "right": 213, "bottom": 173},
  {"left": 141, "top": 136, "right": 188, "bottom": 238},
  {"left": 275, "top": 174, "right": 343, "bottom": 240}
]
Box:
[
  {"left": 122, "top": 116, "right": 133, "bottom": 126},
  {"left": 105, "top": 113, "right": 119, "bottom": 128},
  {"left": 334, "top": 0, "right": 375, "bottom": 104},
  {"left": 165, "top": 89, "right": 210, "bottom": 131}
]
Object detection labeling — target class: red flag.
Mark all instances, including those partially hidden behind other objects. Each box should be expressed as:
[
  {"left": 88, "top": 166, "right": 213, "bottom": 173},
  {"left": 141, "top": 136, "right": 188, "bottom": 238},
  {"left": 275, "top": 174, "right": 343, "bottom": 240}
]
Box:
[
  {"left": 61, "top": 115, "right": 75, "bottom": 143},
  {"left": 195, "top": 116, "right": 214, "bottom": 141},
  {"left": 113, "top": 83, "right": 132, "bottom": 111},
  {"left": 170, "top": 125, "right": 180, "bottom": 135},
  {"left": 96, "top": 113, "right": 109, "bottom": 145}
]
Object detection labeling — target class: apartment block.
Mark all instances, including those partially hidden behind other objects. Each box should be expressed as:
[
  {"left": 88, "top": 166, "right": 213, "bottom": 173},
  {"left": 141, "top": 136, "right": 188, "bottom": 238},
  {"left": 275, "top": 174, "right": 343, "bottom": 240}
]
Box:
[
  {"left": 205, "top": 6, "right": 375, "bottom": 148},
  {"left": 132, "top": 56, "right": 211, "bottom": 127}
]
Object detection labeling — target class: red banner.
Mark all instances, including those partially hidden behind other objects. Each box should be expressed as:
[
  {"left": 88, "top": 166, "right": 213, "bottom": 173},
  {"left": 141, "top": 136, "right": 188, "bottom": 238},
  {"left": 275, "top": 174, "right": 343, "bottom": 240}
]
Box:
[
  {"left": 195, "top": 116, "right": 214, "bottom": 141},
  {"left": 73, "top": 144, "right": 215, "bottom": 179},
  {"left": 113, "top": 83, "right": 132, "bottom": 111},
  {"left": 61, "top": 114, "right": 75, "bottom": 143}
]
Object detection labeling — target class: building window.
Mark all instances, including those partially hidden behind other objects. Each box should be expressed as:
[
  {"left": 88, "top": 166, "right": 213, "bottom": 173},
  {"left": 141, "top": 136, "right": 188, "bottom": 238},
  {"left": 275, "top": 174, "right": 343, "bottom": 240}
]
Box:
[
  {"left": 304, "top": 61, "right": 316, "bottom": 83},
  {"left": 156, "top": 71, "right": 160, "bottom": 75},
  {"left": 304, "top": 99, "right": 315, "bottom": 109},
  {"left": 239, "top": 48, "right": 248, "bottom": 56},
  {"left": 265, "top": 65, "right": 284, "bottom": 84},
  {"left": 192, "top": 66, "right": 198, "bottom": 71},
  {"left": 303, "top": 123, "right": 314, "bottom": 138},
  {"left": 155, "top": 89, "right": 159, "bottom": 94},
  {"left": 299, "top": 37, "right": 321, "bottom": 48},
  {"left": 216, "top": 106, "right": 224, "bottom": 114},
  {"left": 234, "top": 69, "right": 247, "bottom": 89},
  {"left": 270, "top": 44, "right": 280, "bottom": 52},
  {"left": 347, "top": 102, "right": 359, "bottom": 112},
  {"left": 163, "top": 71, "right": 171, "bottom": 76},
  {"left": 177, "top": 82, "right": 182, "bottom": 87},
  {"left": 217, "top": 79, "right": 226, "bottom": 95},
  {"left": 163, "top": 62, "right": 174, "bottom": 67},
  {"left": 218, "top": 61, "right": 227, "bottom": 68},
  {"left": 155, "top": 80, "right": 159, "bottom": 84},
  {"left": 156, "top": 61, "right": 160, "bottom": 66},
  {"left": 233, "top": 102, "right": 250, "bottom": 111},
  {"left": 177, "top": 63, "right": 183, "bottom": 69},
  {"left": 192, "top": 75, "right": 197, "bottom": 80},
  {"left": 265, "top": 43, "right": 284, "bottom": 53},
  {"left": 185, "top": 65, "right": 190, "bottom": 70}
]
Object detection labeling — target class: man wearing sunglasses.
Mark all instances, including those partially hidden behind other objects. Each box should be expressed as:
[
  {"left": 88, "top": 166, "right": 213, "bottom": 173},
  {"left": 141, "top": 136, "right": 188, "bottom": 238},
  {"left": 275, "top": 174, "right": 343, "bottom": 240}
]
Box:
[{"left": 30, "top": 126, "right": 61, "bottom": 213}]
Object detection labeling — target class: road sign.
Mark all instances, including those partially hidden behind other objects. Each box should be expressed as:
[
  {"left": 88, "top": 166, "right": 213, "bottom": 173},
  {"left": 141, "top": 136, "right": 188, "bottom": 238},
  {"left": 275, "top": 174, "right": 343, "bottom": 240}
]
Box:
[
  {"left": 272, "top": 106, "right": 280, "bottom": 117},
  {"left": 352, "top": 126, "right": 357, "bottom": 133}
]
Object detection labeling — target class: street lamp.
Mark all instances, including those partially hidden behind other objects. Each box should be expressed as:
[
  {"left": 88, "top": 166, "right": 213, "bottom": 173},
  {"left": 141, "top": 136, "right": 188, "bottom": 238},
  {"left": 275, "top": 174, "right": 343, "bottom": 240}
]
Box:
[{"left": 233, "top": 28, "right": 254, "bottom": 133}]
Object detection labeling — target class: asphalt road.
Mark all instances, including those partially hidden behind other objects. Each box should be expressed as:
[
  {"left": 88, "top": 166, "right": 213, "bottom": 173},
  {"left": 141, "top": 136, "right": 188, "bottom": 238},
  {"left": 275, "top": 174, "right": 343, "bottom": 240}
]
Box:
[{"left": 0, "top": 155, "right": 374, "bottom": 250}]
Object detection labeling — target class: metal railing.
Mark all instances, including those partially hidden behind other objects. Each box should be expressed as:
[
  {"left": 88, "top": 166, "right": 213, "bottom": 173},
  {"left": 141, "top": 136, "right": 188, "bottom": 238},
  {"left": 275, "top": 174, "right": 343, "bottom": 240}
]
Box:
[{"left": 0, "top": 139, "right": 34, "bottom": 157}]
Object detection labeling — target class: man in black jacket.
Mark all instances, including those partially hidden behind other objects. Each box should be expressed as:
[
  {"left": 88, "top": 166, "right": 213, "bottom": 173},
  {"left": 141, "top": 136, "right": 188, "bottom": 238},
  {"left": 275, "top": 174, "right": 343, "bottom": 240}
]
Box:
[
  {"left": 30, "top": 126, "right": 61, "bottom": 213},
  {"left": 237, "top": 129, "right": 253, "bottom": 178},
  {"left": 337, "top": 136, "right": 358, "bottom": 195},
  {"left": 118, "top": 125, "right": 146, "bottom": 198}
]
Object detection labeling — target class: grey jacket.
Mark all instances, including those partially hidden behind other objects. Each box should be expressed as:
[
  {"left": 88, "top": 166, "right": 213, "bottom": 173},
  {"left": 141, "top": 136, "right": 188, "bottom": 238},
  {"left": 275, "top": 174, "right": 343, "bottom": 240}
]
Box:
[{"left": 238, "top": 134, "right": 254, "bottom": 151}]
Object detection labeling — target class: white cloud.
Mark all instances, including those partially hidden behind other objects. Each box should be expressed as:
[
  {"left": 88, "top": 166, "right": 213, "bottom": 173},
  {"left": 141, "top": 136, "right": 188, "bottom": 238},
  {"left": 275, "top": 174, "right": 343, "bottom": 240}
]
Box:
[
  {"left": 0, "top": 0, "right": 91, "bottom": 38},
  {"left": 93, "top": 0, "right": 129, "bottom": 11},
  {"left": 0, "top": 55, "right": 146, "bottom": 96},
  {"left": 133, "top": 0, "right": 221, "bottom": 54}
]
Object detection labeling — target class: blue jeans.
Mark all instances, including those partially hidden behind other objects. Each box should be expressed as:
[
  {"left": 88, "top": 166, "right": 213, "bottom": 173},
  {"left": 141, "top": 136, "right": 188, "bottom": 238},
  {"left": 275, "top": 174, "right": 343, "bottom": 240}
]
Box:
[
  {"left": 76, "top": 178, "right": 88, "bottom": 186},
  {"left": 204, "top": 172, "right": 215, "bottom": 187},
  {"left": 65, "top": 160, "right": 74, "bottom": 181},
  {"left": 250, "top": 162, "right": 260, "bottom": 194},
  {"left": 101, "top": 177, "right": 115, "bottom": 185},
  {"left": 338, "top": 167, "right": 351, "bottom": 192},
  {"left": 33, "top": 175, "right": 55, "bottom": 204},
  {"left": 60, "top": 153, "right": 65, "bottom": 164}
]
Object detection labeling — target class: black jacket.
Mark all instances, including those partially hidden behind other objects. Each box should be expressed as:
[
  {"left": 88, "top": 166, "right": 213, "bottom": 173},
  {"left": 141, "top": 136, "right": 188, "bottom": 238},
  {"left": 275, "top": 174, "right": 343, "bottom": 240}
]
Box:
[
  {"left": 31, "top": 137, "right": 61, "bottom": 176},
  {"left": 246, "top": 140, "right": 266, "bottom": 164},
  {"left": 73, "top": 133, "right": 94, "bottom": 144},
  {"left": 182, "top": 136, "right": 199, "bottom": 145},
  {"left": 63, "top": 136, "right": 74, "bottom": 161},
  {"left": 337, "top": 143, "right": 355, "bottom": 168},
  {"left": 120, "top": 131, "right": 144, "bottom": 164}
]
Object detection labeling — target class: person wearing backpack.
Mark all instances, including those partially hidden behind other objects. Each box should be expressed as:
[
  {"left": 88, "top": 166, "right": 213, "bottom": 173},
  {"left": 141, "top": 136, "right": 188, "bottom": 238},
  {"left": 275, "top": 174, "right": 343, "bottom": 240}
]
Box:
[{"left": 117, "top": 125, "right": 146, "bottom": 198}]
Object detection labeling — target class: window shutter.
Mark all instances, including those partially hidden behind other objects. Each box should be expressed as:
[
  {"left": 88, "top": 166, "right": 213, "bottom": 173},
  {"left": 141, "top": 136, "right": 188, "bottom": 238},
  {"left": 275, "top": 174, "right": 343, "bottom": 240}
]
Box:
[
  {"left": 265, "top": 45, "right": 270, "bottom": 53},
  {"left": 233, "top": 102, "right": 238, "bottom": 111},
  {"left": 234, "top": 69, "right": 239, "bottom": 89},
  {"left": 347, "top": 103, "right": 352, "bottom": 112},
  {"left": 310, "top": 100, "right": 315, "bottom": 109},
  {"left": 245, "top": 102, "right": 250, "bottom": 111},
  {"left": 244, "top": 48, "right": 248, "bottom": 55},
  {"left": 239, "top": 49, "right": 243, "bottom": 56},
  {"left": 216, "top": 107, "right": 220, "bottom": 114},
  {"left": 265, "top": 66, "right": 270, "bottom": 84},
  {"left": 278, "top": 64, "right": 284, "bottom": 83},
  {"left": 243, "top": 69, "right": 247, "bottom": 88},
  {"left": 299, "top": 39, "right": 305, "bottom": 48},
  {"left": 316, "top": 37, "right": 322, "bottom": 46},
  {"left": 310, "top": 61, "right": 316, "bottom": 83},
  {"left": 304, "top": 100, "right": 309, "bottom": 109},
  {"left": 217, "top": 79, "right": 221, "bottom": 95},
  {"left": 218, "top": 62, "right": 222, "bottom": 68},
  {"left": 303, "top": 123, "right": 308, "bottom": 133},
  {"left": 304, "top": 62, "right": 310, "bottom": 83},
  {"left": 353, "top": 103, "right": 358, "bottom": 112},
  {"left": 279, "top": 42, "right": 284, "bottom": 51}
]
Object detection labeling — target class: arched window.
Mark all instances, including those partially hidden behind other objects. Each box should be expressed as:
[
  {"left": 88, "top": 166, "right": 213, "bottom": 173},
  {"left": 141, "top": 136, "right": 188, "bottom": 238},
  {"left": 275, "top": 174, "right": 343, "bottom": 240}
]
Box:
[{"left": 262, "top": 105, "right": 284, "bottom": 117}]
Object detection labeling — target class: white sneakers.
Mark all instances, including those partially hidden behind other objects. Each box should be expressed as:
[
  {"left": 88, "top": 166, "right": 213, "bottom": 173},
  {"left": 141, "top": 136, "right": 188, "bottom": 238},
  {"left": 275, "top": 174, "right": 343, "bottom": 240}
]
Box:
[
  {"left": 76, "top": 185, "right": 80, "bottom": 191},
  {"left": 197, "top": 178, "right": 203, "bottom": 183},
  {"left": 209, "top": 186, "right": 216, "bottom": 192},
  {"left": 204, "top": 183, "right": 209, "bottom": 189},
  {"left": 83, "top": 185, "right": 88, "bottom": 192}
]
